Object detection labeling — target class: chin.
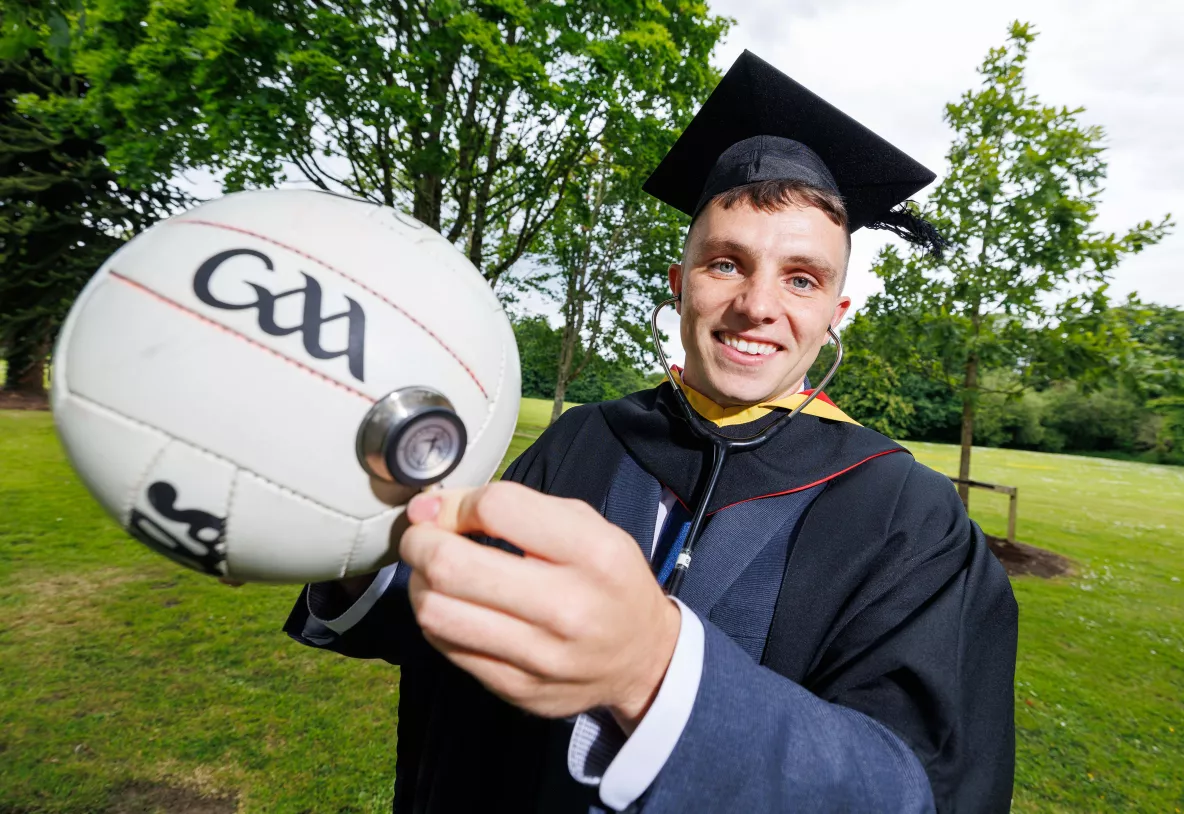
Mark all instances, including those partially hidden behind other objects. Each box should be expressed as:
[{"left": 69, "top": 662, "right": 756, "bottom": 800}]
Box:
[{"left": 712, "top": 373, "right": 788, "bottom": 407}]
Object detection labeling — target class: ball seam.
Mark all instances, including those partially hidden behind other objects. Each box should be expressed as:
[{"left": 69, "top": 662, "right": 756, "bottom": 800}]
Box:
[
  {"left": 70, "top": 391, "right": 375, "bottom": 523},
  {"left": 123, "top": 437, "right": 172, "bottom": 529}
]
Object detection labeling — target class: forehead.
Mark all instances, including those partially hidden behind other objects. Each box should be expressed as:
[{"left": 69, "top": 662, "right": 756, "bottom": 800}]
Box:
[{"left": 685, "top": 201, "right": 849, "bottom": 266}]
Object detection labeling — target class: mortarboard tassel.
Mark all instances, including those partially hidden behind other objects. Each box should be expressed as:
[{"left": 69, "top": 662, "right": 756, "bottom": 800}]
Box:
[{"left": 866, "top": 203, "right": 947, "bottom": 260}]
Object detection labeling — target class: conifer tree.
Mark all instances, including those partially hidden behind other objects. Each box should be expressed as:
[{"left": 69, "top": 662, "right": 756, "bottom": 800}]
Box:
[{"left": 0, "top": 42, "right": 187, "bottom": 394}]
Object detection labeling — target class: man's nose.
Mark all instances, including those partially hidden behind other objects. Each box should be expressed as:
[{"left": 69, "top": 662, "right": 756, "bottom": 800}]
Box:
[{"left": 731, "top": 271, "right": 781, "bottom": 324}]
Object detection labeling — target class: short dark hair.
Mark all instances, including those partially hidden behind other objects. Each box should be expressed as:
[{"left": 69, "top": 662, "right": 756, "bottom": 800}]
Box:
[{"left": 690, "top": 180, "right": 852, "bottom": 273}]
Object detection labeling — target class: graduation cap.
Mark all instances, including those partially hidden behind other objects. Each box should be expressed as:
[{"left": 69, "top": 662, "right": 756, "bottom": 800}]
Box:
[{"left": 643, "top": 51, "right": 944, "bottom": 256}]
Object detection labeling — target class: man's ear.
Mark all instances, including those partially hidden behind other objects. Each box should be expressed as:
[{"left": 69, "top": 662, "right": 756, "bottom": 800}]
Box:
[
  {"left": 828, "top": 295, "right": 852, "bottom": 342},
  {"left": 668, "top": 263, "right": 683, "bottom": 314}
]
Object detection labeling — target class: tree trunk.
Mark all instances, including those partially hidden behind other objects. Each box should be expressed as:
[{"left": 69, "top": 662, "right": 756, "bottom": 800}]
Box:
[
  {"left": 551, "top": 319, "right": 578, "bottom": 425},
  {"left": 957, "top": 352, "right": 978, "bottom": 509},
  {"left": 550, "top": 378, "right": 568, "bottom": 426},
  {"left": 4, "top": 344, "right": 47, "bottom": 395}
]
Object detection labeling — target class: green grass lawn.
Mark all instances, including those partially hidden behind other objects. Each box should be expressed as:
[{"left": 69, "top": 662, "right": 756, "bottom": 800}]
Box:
[{"left": 1, "top": 401, "right": 1181, "bottom": 812}]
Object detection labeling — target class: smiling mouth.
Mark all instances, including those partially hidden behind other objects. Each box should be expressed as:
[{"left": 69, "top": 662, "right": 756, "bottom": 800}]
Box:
[{"left": 714, "top": 332, "right": 782, "bottom": 357}]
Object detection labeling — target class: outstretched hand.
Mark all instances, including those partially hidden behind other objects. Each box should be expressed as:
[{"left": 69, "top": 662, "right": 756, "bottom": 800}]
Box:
[{"left": 399, "top": 482, "right": 681, "bottom": 732}]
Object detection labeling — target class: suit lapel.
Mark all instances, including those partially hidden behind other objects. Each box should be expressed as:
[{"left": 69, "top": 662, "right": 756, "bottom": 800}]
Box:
[
  {"left": 602, "top": 452, "right": 662, "bottom": 559},
  {"left": 677, "top": 488, "right": 822, "bottom": 616},
  {"left": 598, "top": 452, "right": 824, "bottom": 631}
]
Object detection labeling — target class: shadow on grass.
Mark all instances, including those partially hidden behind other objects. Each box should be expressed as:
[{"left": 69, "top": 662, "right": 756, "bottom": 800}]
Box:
[{"left": 0, "top": 780, "right": 236, "bottom": 814}]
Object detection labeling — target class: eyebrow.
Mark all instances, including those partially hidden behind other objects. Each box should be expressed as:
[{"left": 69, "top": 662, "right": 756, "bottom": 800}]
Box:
[{"left": 695, "top": 238, "right": 840, "bottom": 284}]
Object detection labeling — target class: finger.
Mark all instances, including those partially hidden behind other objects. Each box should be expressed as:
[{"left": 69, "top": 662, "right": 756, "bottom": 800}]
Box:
[
  {"left": 408, "top": 571, "right": 569, "bottom": 679},
  {"left": 409, "top": 482, "right": 596, "bottom": 563},
  {"left": 400, "top": 524, "right": 575, "bottom": 626}
]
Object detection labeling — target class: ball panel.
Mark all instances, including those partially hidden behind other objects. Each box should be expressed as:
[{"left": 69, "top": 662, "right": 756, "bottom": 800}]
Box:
[
  {"left": 125, "top": 440, "right": 236, "bottom": 576},
  {"left": 53, "top": 391, "right": 170, "bottom": 528},
  {"left": 448, "top": 321, "right": 521, "bottom": 489},
  {"left": 226, "top": 470, "right": 359, "bottom": 583},
  {"left": 106, "top": 211, "right": 492, "bottom": 444},
  {"left": 50, "top": 261, "right": 113, "bottom": 408},
  {"left": 62, "top": 272, "right": 388, "bottom": 519},
  {"left": 351, "top": 508, "right": 405, "bottom": 575}
]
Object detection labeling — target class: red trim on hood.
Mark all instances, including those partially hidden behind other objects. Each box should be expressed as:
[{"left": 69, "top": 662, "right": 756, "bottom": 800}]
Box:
[
  {"left": 798, "top": 388, "right": 836, "bottom": 407},
  {"left": 668, "top": 448, "right": 906, "bottom": 516}
]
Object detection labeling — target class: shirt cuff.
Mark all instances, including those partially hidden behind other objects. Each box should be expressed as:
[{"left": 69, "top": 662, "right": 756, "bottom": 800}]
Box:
[
  {"left": 566, "top": 597, "right": 706, "bottom": 811},
  {"left": 306, "top": 563, "right": 399, "bottom": 634}
]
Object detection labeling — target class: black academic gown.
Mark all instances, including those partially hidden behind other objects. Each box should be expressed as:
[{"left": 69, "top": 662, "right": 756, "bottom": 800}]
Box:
[{"left": 285, "top": 383, "right": 1017, "bottom": 812}]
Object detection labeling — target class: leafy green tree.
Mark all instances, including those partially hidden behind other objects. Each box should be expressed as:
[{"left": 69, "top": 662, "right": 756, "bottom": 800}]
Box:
[
  {"left": 809, "top": 315, "right": 916, "bottom": 438},
  {"left": 520, "top": 127, "right": 692, "bottom": 423},
  {"left": 0, "top": 14, "right": 187, "bottom": 395},
  {"left": 1108, "top": 297, "right": 1184, "bottom": 391},
  {"left": 39, "top": 0, "right": 726, "bottom": 286},
  {"left": 513, "top": 315, "right": 564, "bottom": 401},
  {"left": 1108, "top": 298, "right": 1184, "bottom": 462},
  {"left": 865, "top": 22, "right": 1172, "bottom": 505},
  {"left": 1147, "top": 395, "right": 1184, "bottom": 464}
]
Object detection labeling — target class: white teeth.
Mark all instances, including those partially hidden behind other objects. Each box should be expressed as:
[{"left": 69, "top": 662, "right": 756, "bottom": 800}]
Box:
[{"left": 721, "top": 333, "right": 777, "bottom": 356}]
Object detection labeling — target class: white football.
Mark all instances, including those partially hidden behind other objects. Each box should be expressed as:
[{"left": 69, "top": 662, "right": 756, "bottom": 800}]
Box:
[{"left": 51, "top": 189, "right": 520, "bottom": 583}]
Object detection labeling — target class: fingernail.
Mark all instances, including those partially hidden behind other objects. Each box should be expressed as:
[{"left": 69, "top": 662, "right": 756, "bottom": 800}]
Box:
[{"left": 407, "top": 494, "right": 441, "bottom": 523}]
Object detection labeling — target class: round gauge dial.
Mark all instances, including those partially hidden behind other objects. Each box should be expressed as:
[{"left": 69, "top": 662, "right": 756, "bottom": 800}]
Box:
[{"left": 392, "top": 414, "right": 463, "bottom": 484}]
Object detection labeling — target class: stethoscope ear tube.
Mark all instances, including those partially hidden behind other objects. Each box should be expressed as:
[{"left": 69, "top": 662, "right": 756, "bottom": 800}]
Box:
[{"left": 649, "top": 298, "right": 844, "bottom": 597}]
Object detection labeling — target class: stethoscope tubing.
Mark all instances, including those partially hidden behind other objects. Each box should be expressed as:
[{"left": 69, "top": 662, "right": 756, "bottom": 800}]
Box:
[{"left": 649, "top": 297, "right": 844, "bottom": 597}]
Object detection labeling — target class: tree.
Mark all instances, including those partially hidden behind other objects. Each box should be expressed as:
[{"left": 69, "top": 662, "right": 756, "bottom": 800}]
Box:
[
  {"left": 865, "top": 22, "right": 1171, "bottom": 506},
  {"left": 45, "top": 0, "right": 726, "bottom": 287},
  {"left": 1109, "top": 298, "right": 1184, "bottom": 462},
  {"left": 0, "top": 12, "right": 188, "bottom": 395},
  {"left": 520, "top": 120, "right": 691, "bottom": 423},
  {"left": 809, "top": 315, "right": 917, "bottom": 438}
]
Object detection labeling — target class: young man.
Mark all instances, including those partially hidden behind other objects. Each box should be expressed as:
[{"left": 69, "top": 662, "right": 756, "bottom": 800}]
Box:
[{"left": 285, "top": 52, "right": 1017, "bottom": 813}]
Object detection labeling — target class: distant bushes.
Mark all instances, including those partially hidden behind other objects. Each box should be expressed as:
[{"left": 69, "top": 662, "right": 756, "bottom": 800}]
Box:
[
  {"left": 513, "top": 316, "right": 658, "bottom": 405},
  {"left": 819, "top": 357, "right": 1183, "bottom": 465},
  {"left": 973, "top": 383, "right": 1177, "bottom": 462}
]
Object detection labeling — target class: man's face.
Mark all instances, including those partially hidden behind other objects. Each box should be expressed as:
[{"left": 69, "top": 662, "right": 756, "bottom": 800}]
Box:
[{"left": 669, "top": 201, "right": 852, "bottom": 407}]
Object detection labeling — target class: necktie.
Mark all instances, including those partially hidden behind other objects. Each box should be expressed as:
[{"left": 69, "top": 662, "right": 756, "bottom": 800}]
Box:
[{"left": 652, "top": 500, "right": 692, "bottom": 587}]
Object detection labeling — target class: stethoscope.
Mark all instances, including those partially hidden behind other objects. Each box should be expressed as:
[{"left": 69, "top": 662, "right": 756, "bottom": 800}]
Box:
[{"left": 649, "top": 296, "right": 844, "bottom": 597}]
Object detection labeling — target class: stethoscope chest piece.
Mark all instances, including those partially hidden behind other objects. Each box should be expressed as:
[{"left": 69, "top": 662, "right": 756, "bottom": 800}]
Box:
[{"left": 356, "top": 387, "right": 467, "bottom": 487}]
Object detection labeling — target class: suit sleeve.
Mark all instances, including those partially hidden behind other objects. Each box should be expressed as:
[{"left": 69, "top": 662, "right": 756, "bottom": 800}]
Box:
[
  {"left": 638, "top": 619, "right": 935, "bottom": 814},
  {"left": 281, "top": 406, "right": 593, "bottom": 663},
  {"left": 639, "top": 463, "right": 1016, "bottom": 813}
]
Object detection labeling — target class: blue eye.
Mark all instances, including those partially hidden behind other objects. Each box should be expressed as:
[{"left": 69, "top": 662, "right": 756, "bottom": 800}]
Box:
[
  {"left": 790, "top": 276, "right": 813, "bottom": 290},
  {"left": 711, "top": 261, "right": 737, "bottom": 275}
]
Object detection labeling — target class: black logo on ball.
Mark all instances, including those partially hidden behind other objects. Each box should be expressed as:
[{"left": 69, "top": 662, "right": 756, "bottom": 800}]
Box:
[
  {"left": 128, "top": 481, "right": 227, "bottom": 576},
  {"left": 194, "top": 248, "right": 366, "bottom": 381}
]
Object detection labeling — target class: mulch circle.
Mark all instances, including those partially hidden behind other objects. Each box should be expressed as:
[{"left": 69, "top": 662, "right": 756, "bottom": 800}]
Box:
[
  {"left": 107, "top": 781, "right": 237, "bottom": 814},
  {"left": 0, "top": 391, "right": 49, "bottom": 410},
  {"left": 986, "top": 535, "right": 1073, "bottom": 579}
]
